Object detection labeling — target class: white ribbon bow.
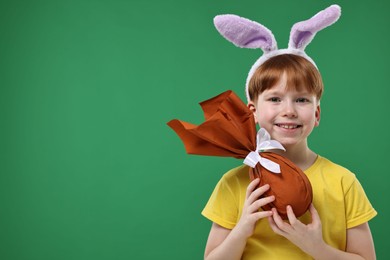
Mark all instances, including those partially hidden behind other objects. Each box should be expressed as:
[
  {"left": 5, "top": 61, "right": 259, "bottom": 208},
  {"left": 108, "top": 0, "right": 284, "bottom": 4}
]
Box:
[{"left": 243, "top": 128, "right": 286, "bottom": 173}]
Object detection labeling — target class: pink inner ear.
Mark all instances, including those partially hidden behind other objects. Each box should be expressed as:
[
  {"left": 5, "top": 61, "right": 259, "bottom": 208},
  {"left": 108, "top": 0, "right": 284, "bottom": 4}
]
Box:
[
  {"left": 292, "top": 31, "right": 313, "bottom": 49},
  {"left": 214, "top": 14, "right": 276, "bottom": 51}
]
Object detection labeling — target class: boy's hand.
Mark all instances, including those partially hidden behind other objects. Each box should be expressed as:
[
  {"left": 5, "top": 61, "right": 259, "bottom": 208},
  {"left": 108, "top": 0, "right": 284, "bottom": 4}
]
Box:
[
  {"left": 268, "top": 204, "right": 325, "bottom": 256},
  {"left": 234, "top": 178, "right": 275, "bottom": 239}
]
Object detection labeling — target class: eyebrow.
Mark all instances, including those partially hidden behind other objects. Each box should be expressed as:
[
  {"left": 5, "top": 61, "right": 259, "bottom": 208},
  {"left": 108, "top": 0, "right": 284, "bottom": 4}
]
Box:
[
  {"left": 263, "top": 89, "right": 313, "bottom": 96},
  {"left": 262, "top": 90, "right": 286, "bottom": 96}
]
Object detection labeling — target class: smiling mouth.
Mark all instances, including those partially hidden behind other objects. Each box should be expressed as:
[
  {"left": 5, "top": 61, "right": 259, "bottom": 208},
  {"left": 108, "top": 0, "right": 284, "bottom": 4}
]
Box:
[{"left": 276, "top": 124, "right": 302, "bottom": 129}]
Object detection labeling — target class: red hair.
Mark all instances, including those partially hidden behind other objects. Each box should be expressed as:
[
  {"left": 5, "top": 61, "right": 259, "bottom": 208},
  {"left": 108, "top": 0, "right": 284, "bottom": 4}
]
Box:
[{"left": 248, "top": 54, "right": 323, "bottom": 102}]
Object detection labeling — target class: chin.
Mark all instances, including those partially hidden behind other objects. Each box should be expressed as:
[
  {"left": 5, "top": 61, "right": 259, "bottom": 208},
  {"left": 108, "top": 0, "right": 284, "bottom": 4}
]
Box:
[{"left": 276, "top": 139, "right": 302, "bottom": 149}]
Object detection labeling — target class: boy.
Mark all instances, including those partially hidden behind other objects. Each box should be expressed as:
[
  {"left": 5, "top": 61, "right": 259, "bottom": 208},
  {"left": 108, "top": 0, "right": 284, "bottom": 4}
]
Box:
[
  {"left": 202, "top": 5, "right": 377, "bottom": 260},
  {"left": 202, "top": 54, "right": 377, "bottom": 260}
]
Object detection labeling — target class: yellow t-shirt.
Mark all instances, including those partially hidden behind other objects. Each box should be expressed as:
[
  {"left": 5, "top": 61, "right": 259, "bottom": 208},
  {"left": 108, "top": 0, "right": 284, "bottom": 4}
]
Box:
[{"left": 202, "top": 156, "right": 377, "bottom": 259}]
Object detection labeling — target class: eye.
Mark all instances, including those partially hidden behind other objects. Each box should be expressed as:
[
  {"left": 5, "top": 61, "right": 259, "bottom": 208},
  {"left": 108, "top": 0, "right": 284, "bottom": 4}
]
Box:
[
  {"left": 296, "top": 97, "right": 310, "bottom": 103},
  {"left": 268, "top": 97, "right": 281, "bottom": 102}
]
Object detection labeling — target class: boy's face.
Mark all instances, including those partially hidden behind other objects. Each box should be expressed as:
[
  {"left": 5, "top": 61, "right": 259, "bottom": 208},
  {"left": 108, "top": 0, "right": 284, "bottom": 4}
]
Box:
[{"left": 248, "top": 73, "right": 320, "bottom": 150}]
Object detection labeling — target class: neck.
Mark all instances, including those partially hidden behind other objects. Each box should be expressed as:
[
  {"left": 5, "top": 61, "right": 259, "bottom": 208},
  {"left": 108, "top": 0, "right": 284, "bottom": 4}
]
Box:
[{"left": 272, "top": 143, "right": 317, "bottom": 171}]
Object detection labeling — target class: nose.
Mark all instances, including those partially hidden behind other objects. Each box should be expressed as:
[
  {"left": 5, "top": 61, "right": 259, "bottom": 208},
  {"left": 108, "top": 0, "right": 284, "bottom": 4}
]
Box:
[{"left": 282, "top": 101, "right": 297, "bottom": 118}]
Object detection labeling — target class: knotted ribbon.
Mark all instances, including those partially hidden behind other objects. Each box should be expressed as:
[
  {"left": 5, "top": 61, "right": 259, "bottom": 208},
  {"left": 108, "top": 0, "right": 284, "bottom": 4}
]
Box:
[{"left": 243, "top": 128, "right": 285, "bottom": 172}]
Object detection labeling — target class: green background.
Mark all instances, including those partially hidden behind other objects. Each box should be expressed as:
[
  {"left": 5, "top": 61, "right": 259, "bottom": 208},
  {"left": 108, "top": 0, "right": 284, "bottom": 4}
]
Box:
[{"left": 0, "top": 0, "right": 388, "bottom": 259}]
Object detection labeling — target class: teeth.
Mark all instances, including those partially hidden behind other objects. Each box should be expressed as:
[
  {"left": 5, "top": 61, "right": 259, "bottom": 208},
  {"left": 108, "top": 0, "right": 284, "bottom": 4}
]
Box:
[{"left": 278, "top": 124, "right": 298, "bottom": 129}]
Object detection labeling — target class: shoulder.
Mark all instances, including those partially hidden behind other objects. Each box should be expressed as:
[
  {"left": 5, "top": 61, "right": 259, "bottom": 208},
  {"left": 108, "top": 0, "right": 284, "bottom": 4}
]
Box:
[
  {"left": 216, "top": 164, "right": 250, "bottom": 194},
  {"left": 309, "top": 156, "right": 357, "bottom": 188},
  {"left": 316, "top": 156, "right": 353, "bottom": 174},
  {"left": 223, "top": 164, "right": 249, "bottom": 180},
  {"left": 221, "top": 164, "right": 251, "bottom": 186}
]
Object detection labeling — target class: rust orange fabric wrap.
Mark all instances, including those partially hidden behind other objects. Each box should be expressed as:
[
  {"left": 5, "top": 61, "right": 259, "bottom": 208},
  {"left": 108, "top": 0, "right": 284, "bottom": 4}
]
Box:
[
  {"left": 249, "top": 153, "right": 312, "bottom": 219},
  {"left": 167, "top": 90, "right": 312, "bottom": 219}
]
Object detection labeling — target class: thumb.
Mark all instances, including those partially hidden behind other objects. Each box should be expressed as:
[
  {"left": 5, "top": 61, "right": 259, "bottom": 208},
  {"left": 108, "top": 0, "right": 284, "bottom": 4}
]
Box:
[{"left": 309, "top": 204, "right": 321, "bottom": 226}]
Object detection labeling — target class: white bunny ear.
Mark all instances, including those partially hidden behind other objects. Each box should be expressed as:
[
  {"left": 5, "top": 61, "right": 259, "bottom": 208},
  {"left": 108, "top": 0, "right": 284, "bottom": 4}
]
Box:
[
  {"left": 289, "top": 5, "right": 341, "bottom": 50},
  {"left": 214, "top": 14, "right": 277, "bottom": 53}
]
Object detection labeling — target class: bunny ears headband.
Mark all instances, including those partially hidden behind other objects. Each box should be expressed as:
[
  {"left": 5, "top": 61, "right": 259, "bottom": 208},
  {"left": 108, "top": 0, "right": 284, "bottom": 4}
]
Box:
[{"left": 213, "top": 4, "right": 341, "bottom": 101}]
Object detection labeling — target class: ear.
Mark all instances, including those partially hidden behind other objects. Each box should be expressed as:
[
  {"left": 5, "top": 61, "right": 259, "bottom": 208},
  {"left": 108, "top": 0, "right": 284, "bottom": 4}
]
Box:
[
  {"left": 247, "top": 101, "right": 258, "bottom": 123},
  {"left": 288, "top": 4, "right": 341, "bottom": 50},
  {"left": 315, "top": 104, "right": 321, "bottom": 127},
  {"left": 214, "top": 14, "right": 277, "bottom": 52}
]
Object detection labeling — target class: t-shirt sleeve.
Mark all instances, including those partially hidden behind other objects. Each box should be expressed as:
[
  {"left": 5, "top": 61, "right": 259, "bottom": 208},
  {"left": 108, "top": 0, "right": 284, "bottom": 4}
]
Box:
[
  {"left": 344, "top": 176, "right": 377, "bottom": 229},
  {"left": 201, "top": 175, "right": 239, "bottom": 229}
]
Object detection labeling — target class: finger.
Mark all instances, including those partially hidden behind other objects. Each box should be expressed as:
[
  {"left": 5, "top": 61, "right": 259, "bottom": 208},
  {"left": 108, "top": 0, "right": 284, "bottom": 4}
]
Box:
[
  {"left": 271, "top": 208, "right": 293, "bottom": 233},
  {"left": 248, "top": 195, "right": 275, "bottom": 213},
  {"left": 247, "top": 184, "right": 270, "bottom": 204},
  {"left": 268, "top": 213, "right": 286, "bottom": 236},
  {"left": 267, "top": 214, "right": 277, "bottom": 230},
  {"left": 286, "top": 205, "right": 305, "bottom": 231},
  {"left": 250, "top": 195, "right": 275, "bottom": 211},
  {"left": 245, "top": 178, "right": 260, "bottom": 199},
  {"left": 253, "top": 210, "right": 273, "bottom": 221},
  {"left": 286, "top": 205, "right": 296, "bottom": 221}
]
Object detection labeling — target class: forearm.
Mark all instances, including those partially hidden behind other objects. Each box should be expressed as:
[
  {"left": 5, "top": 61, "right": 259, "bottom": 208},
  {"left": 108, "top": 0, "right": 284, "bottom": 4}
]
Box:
[
  {"left": 205, "top": 227, "right": 248, "bottom": 260},
  {"left": 307, "top": 223, "right": 375, "bottom": 260},
  {"left": 307, "top": 241, "right": 371, "bottom": 260}
]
